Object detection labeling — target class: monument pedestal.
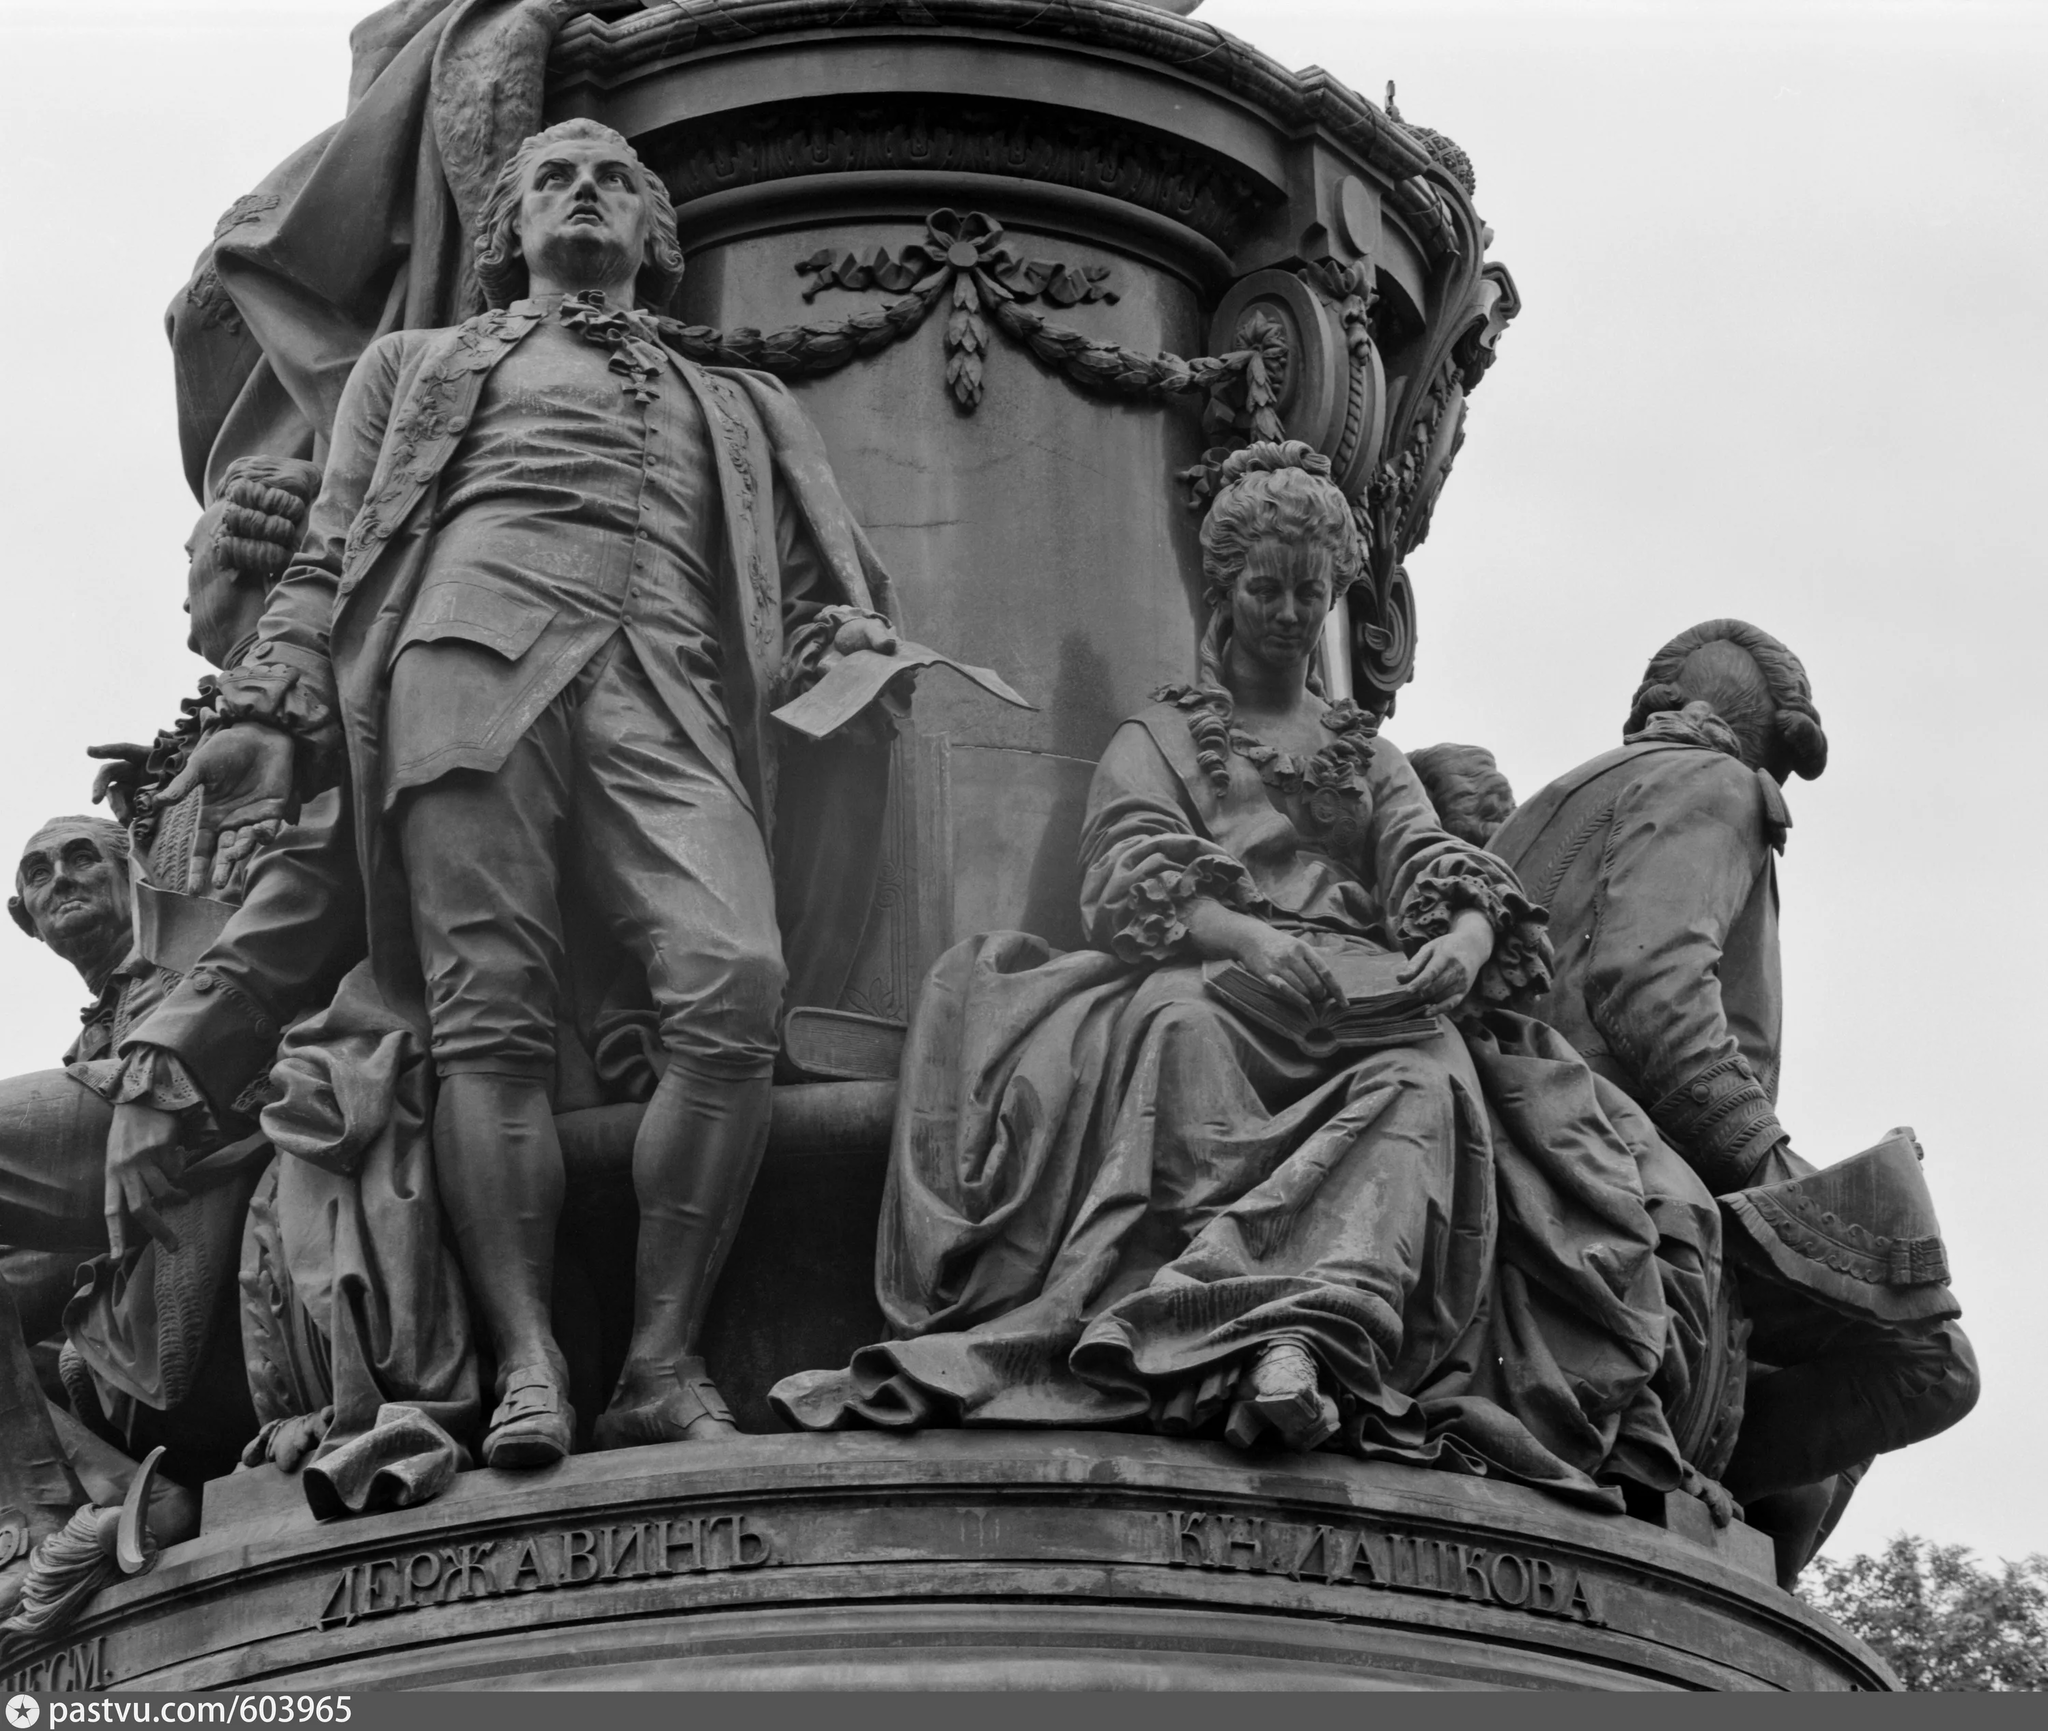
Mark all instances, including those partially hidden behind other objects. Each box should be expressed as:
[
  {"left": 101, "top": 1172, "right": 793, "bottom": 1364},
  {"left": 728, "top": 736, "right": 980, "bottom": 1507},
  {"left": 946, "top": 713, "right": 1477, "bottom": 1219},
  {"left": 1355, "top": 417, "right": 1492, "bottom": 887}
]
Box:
[{"left": 5, "top": 1433, "right": 1891, "bottom": 1691}]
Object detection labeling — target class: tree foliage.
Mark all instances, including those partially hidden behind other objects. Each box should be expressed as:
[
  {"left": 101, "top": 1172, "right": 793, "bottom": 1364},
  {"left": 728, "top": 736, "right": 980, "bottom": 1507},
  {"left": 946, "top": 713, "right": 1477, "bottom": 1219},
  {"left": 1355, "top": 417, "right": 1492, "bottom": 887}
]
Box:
[{"left": 1800, "top": 1535, "right": 2048, "bottom": 1691}]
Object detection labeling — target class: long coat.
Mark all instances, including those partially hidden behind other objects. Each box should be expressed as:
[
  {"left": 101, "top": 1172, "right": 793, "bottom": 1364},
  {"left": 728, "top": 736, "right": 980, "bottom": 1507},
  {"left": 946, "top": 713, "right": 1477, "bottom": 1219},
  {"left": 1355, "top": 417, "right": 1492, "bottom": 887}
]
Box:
[
  {"left": 221, "top": 302, "right": 897, "bottom": 1022},
  {"left": 1490, "top": 710, "right": 1788, "bottom": 1194}
]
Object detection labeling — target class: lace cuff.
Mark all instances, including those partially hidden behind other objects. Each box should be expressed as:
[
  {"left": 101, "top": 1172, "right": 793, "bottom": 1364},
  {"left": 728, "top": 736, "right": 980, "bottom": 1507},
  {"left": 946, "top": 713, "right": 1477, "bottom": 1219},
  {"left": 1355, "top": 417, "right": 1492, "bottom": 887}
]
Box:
[
  {"left": 779, "top": 604, "right": 897, "bottom": 702},
  {"left": 66, "top": 1044, "right": 222, "bottom": 1140},
  {"left": 212, "top": 646, "right": 344, "bottom": 791},
  {"left": 1395, "top": 852, "right": 1555, "bottom": 1007},
  {"left": 1093, "top": 836, "right": 1260, "bottom": 963},
  {"left": 213, "top": 645, "right": 334, "bottom": 733}
]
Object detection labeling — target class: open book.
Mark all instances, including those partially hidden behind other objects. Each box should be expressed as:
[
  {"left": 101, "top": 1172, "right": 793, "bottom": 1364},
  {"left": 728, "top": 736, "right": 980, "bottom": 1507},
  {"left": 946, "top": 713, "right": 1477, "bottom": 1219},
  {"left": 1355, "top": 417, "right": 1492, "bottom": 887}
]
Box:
[{"left": 1203, "top": 946, "right": 1438, "bottom": 1060}]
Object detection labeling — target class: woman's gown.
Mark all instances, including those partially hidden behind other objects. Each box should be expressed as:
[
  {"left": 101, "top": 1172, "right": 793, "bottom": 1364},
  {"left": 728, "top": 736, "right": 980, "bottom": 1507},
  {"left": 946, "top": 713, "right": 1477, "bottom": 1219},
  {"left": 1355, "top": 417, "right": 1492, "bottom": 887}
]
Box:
[{"left": 772, "top": 690, "right": 1702, "bottom": 1508}]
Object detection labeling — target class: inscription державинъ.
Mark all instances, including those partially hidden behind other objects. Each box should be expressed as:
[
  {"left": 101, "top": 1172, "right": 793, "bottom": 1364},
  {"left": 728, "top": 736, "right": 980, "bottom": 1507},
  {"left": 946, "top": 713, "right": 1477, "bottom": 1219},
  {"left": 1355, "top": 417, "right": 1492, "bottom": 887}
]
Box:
[
  {"left": 1168, "top": 1509, "right": 1603, "bottom": 1624},
  {"left": 314, "top": 1513, "right": 771, "bottom": 1629}
]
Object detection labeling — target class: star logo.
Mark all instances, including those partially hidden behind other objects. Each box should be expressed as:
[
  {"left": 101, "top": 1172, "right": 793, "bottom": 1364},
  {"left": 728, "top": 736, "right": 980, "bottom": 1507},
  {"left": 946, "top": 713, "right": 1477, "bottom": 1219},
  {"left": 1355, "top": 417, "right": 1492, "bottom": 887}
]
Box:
[{"left": 7, "top": 1695, "right": 40, "bottom": 1728}]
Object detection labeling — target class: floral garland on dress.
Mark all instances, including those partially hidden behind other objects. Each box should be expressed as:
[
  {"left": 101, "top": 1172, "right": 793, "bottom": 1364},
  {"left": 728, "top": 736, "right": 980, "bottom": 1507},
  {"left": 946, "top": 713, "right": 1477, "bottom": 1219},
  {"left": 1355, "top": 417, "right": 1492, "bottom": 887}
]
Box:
[{"left": 1153, "top": 683, "right": 1380, "bottom": 839}]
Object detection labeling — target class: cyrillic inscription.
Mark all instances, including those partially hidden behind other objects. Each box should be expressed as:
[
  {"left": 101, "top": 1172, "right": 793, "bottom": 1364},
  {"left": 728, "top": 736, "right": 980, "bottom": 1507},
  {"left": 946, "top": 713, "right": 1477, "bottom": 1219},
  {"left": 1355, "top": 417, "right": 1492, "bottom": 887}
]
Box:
[
  {"left": 313, "top": 1512, "right": 771, "bottom": 1629},
  {"left": 3, "top": 1635, "right": 108, "bottom": 1693},
  {"left": 1167, "top": 1509, "right": 1603, "bottom": 1625}
]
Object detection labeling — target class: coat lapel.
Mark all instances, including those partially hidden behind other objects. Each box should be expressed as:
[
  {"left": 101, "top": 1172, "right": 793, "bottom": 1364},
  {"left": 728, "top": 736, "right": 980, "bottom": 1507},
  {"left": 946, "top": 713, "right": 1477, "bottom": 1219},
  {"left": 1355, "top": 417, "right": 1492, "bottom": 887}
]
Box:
[
  {"left": 675, "top": 356, "right": 781, "bottom": 822},
  {"left": 333, "top": 304, "right": 540, "bottom": 1003},
  {"left": 335, "top": 304, "right": 542, "bottom": 608}
]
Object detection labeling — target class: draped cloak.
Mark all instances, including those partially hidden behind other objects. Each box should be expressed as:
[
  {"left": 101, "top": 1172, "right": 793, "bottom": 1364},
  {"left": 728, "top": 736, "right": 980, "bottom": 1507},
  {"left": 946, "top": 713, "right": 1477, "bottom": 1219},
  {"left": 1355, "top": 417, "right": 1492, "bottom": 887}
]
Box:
[{"left": 169, "top": 0, "right": 603, "bottom": 501}]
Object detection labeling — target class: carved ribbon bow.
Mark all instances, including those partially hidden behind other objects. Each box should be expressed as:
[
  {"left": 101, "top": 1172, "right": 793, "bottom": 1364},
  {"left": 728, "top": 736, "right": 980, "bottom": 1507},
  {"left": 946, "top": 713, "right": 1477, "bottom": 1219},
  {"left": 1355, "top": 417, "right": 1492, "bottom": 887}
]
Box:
[{"left": 798, "top": 209, "right": 1117, "bottom": 408}]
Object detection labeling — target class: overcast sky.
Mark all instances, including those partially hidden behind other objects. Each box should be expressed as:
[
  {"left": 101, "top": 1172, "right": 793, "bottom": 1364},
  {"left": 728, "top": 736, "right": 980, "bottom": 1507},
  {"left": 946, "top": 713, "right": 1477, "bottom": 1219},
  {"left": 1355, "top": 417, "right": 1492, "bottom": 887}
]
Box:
[{"left": 1, "top": 0, "right": 2041, "bottom": 1565}]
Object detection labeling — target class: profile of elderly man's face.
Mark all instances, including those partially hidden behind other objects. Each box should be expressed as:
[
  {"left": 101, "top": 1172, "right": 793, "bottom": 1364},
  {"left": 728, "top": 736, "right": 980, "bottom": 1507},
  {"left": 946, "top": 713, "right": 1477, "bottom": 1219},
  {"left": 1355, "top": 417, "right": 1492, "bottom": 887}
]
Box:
[{"left": 11, "top": 819, "right": 131, "bottom": 970}]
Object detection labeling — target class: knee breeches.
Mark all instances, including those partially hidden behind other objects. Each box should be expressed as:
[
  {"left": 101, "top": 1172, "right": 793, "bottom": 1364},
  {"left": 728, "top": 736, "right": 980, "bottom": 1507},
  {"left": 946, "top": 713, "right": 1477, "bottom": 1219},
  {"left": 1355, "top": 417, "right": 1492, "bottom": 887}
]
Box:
[{"left": 398, "top": 641, "right": 785, "bottom": 1082}]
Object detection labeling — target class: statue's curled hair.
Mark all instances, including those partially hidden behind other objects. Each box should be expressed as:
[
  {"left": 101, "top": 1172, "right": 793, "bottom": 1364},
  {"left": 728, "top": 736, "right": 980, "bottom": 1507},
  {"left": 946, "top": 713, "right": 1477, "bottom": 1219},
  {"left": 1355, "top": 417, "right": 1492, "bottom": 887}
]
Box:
[
  {"left": 473, "top": 120, "right": 686, "bottom": 313},
  {"left": 1624, "top": 618, "right": 1828, "bottom": 780},
  {"left": 1198, "top": 440, "right": 1365, "bottom": 611},
  {"left": 212, "top": 455, "right": 324, "bottom": 586}
]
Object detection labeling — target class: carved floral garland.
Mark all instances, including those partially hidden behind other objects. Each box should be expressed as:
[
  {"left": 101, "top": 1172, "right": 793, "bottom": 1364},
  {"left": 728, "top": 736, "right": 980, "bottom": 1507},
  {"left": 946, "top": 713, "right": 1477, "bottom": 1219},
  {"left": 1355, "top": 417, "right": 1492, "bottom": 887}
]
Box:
[{"left": 656, "top": 209, "right": 1285, "bottom": 445}]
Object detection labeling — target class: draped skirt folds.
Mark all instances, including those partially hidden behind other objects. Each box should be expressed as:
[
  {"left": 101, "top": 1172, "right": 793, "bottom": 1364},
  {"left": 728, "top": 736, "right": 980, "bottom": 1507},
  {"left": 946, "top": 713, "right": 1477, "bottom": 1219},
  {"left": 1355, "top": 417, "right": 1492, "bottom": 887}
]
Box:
[{"left": 771, "top": 933, "right": 1688, "bottom": 1510}]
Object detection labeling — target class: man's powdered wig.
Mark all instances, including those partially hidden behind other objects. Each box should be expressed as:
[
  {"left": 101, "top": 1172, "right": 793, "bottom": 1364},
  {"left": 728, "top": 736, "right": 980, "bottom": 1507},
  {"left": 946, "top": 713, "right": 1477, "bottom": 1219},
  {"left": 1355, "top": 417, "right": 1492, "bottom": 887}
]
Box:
[
  {"left": 11, "top": 815, "right": 131, "bottom": 938},
  {"left": 1624, "top": 618, "right": 1828, "bottom": 780},
  {"left": 473, "top": 120, "right": 686, "bottom": 312},
  {"left": 1199, "top": 441, "right": 1366, "bottom": 608},
  {"left": 210, "top": 456, "right": 324, "bottom": 586}
]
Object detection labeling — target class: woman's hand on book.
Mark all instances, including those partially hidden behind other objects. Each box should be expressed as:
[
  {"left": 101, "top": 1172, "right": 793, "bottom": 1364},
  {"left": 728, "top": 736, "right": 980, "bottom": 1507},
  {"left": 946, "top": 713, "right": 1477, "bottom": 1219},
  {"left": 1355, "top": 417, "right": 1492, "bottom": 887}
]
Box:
[
  {"left": 1397, "top": 910, "right": 1495, "bottom": 1015},
  {"left": 1188, "top": 904, "right": 1340, "bottom": 1008}
]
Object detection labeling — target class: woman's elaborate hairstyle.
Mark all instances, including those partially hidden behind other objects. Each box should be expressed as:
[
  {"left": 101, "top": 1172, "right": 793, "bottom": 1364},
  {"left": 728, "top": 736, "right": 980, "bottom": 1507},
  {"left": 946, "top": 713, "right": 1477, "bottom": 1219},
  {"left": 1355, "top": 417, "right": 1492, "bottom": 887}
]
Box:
[
  {"left": 1623, "top": 618, "right": 1828, "bottom": 780},
  {"left": 473, "top": 120, "right": 686, "bottom": 312},
  {"left": 1194, "top": 441, "right": 1366, "bottom": 691},
  {"left": 1198, "top": 441, "right": 1365, "bottom": 609}
]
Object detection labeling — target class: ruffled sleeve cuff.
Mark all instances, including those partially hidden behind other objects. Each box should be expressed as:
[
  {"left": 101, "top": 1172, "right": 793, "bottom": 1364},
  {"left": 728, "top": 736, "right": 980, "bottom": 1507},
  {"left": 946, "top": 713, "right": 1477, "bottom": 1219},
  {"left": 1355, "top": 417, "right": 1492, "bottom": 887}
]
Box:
[
  {"left": 1088, "top": 834, "right": 1261, "bottom": 964},
  {"left": 213, "top": 645, "right": 334, "bottom": 735},
  {"left": 1394, "top": 852, "right": 1555, "bottom": 1007},
  {"left": 778, "top": 604, "right": 897, "bottom": 702},
  {"left": 212, "top": 645, "right": 344, "bottom": 792},
  {"left": 66, "top": 1043, "right": 222, "bottom": 1141}
]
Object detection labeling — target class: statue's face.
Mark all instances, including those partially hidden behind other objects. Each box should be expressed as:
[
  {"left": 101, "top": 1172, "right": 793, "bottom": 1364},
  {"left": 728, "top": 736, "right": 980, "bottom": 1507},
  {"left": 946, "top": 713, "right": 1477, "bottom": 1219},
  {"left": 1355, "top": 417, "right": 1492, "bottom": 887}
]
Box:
[
  {"left": 1230, "top": 539, "right": 1334, "bottom": 672},
  {"left": 184, "top": 506, "right": 263, "bottom": 668},
  {"left": 15, "top": 825, "right": 128, "bottom": 961},
  {"left": 516, "top": 135, "right": 652, "bottom": 298}
]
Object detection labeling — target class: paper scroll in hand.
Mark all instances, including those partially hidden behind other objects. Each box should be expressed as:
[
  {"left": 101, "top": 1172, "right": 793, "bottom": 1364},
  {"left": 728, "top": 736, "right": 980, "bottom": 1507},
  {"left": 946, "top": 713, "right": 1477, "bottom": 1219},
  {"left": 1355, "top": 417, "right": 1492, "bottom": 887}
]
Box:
[{"left": 771, "top": 642, "right": 1034, "bottom": 741}]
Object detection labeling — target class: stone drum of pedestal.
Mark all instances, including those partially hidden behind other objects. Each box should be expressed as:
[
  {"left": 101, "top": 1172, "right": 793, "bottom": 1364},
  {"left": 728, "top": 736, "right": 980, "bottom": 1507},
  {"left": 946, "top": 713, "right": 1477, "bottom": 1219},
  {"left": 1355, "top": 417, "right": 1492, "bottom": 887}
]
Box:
[{"left": 4, "top": 1435, "right": 1895, "bottom": 1692}]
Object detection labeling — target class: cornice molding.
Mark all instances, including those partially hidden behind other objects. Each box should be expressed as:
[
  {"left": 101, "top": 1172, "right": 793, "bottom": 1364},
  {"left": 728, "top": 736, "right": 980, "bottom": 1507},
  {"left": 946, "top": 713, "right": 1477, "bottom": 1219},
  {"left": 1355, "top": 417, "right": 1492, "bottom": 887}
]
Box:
[{"left": 552, "top": 0, "right": 1442, "bottom": 188}]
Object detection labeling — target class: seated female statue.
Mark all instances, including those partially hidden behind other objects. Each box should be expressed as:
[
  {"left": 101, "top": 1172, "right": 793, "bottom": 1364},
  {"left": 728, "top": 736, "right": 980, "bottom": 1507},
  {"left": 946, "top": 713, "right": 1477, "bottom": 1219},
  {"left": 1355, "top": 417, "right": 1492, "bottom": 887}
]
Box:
[{"left": 774, "top": 443, "right": 1693, "bottom": 1508}]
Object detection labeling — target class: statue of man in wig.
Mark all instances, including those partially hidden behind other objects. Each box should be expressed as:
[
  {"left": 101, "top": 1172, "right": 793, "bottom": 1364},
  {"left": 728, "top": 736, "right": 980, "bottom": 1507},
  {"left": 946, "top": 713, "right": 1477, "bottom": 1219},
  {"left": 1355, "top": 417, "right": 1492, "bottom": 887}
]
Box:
[
  {"left": 1493, "top": 619, "right": 1980, "bottom": 1582},
  {"left": 165, "top": 118, "right": 901, "bottom": 1469}
]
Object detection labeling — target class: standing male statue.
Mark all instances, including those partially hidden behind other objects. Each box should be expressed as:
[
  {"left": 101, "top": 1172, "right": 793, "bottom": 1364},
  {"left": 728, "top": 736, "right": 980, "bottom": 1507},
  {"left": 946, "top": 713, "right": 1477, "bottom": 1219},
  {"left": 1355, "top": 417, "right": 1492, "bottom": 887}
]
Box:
[
  {"left": 1493, "top": 619, "right": 1979, "bottom": 1581},
  {"left": 168, "top": 119, "right": 900, "bottom": 1469}
]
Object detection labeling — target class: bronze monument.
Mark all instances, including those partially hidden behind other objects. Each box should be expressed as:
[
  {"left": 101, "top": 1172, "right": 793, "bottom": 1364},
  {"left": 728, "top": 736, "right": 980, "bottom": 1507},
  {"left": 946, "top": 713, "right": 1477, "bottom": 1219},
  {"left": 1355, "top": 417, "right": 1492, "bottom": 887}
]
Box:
[{"left": 0, "top": 0, "right": 1973, "bottom": 1692}]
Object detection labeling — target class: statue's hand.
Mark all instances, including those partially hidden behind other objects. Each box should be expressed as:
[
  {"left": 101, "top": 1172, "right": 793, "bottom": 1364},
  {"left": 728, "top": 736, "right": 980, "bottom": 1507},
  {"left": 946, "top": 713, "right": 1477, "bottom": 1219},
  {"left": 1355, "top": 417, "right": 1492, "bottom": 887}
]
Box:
[
  {"left": 103, "top": 1103, "right": 189, "bottom": 1259},
  {"left": 827, "top": 614, "right": 900, "bottom": 661},
  {"left": 797, "top": 612, "right": 911, "bottom": 737},
  {"left": 1222, "top": 920, "right": 1341, "bottom": 1010},
  {"left": 1682, "top": 1464, "right": 1742, "bottom": 1528},
  {"left": 86, "top": 741, "right": 155, "bottom": 825},
  {"left": 240, "top": 1408, "right": 334, "bottom": 1475},
  {"left": 1397, "top": 909, "right": 1495, "bottom": 1015},
  {"left": 159, "top": 723, "right": 298, "bottom": 888}
]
